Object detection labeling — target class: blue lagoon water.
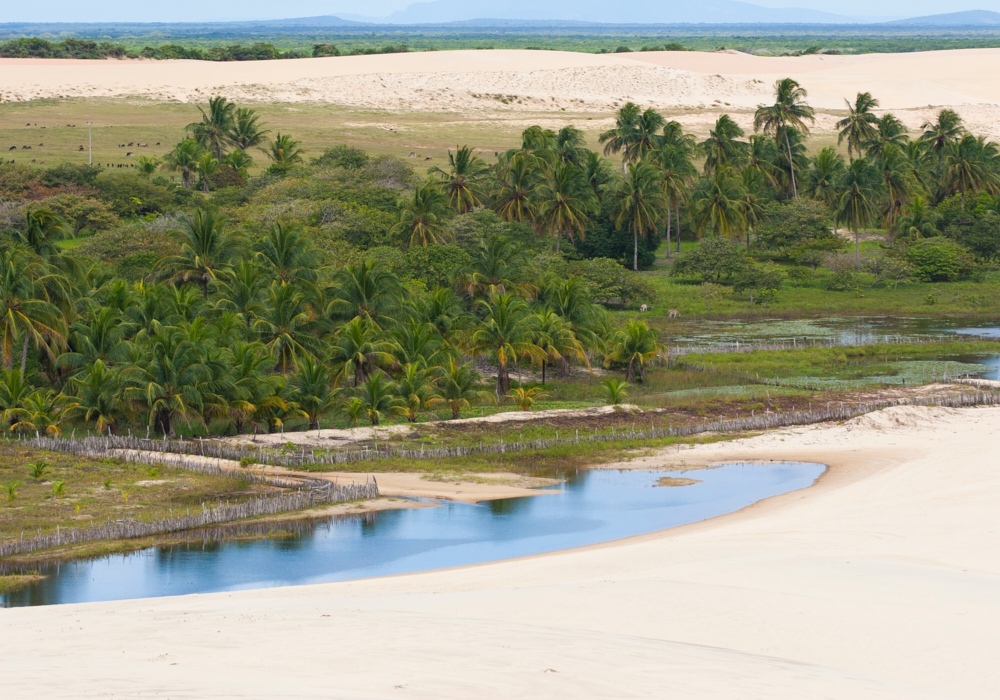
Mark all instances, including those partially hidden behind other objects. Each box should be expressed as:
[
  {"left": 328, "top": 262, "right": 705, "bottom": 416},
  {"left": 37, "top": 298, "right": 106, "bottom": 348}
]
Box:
[{"left": 2, "top": 461, "right": 825, "bottom": 607}]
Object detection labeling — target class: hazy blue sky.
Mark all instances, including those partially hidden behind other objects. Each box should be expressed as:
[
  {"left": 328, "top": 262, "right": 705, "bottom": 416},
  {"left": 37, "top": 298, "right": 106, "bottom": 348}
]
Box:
[{"left": 3, "top": 0, "right": 998, "bottom": 23}]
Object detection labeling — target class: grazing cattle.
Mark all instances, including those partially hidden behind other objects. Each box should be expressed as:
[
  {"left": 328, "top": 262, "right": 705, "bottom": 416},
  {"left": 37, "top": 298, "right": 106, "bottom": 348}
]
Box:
[
  {"left": 639, "top": 304, "right": 648, "bottom": 313},
  {"left": 424, "top": 156, "right": 431, "bottom": 160},
  {"left": 126, "top": 152, "right": 133, "bottom": 156},
  {"left": 21, "top": 145, "right": 30, "bottom": 150},
  {"left": 127, "top": 142, "right": 134, "bottom": 147},
  {"left": 78, "top": 146, "right": 84, "bottom": 151},
  {"left": 408, "top": 152, "right": 415, "bottom": 157},
  {"left": 119, "top": 143, "right": 125, "bottom": 148},
  {"left": 8, "top": 146, "right": 15, "bottom": 151},
  {"left": 668, "top": 309, "right": 680, "bottom": 318},
  {"left": 139, "top": 143, "right": 147, "bottom": 147},
  {"left": 25, "top": 123, "right": 30, "bottom": 126},
  {"left": 38, "top": 143, "right": 43, "bottom": 146},
  {"left": 155, "top": 142, "right": 161, "bottom": 145}
]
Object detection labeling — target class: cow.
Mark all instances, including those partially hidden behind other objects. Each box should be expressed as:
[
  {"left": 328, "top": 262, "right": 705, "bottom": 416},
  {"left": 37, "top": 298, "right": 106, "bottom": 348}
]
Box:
[
  {"left": 7, "top": 146, "right": 15, "bottom": 151},
  {"left": 155, "top": 142, "right": 161, "bottom": 146},
  {"left": 639, "top": 304, "right": 648, "bottom": 312},
  {"left": 78, "top": 146, "right": 84, "bottom": 151},
  {"left": 38, "top": 143, "right": 43, "bottom": 147},
  {"left": 126, "top": 152, "right": 133, "bottom": 156},
  {"left": 668, "top": 309, "right": 680, "bottom": 318},
  {"left": 21, "top": 145, "right": 30, "bottom": 150}
]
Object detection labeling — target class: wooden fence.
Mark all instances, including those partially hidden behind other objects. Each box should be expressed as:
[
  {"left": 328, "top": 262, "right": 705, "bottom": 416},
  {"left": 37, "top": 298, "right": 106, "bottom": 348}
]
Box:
[{"left": 13, "top": 390, "right": 1000, "bottom": 470}]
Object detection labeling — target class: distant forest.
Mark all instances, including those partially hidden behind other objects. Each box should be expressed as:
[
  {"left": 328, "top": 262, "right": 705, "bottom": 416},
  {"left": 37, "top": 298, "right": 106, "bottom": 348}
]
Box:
[{"left": 5, "top": 24, "right": 1000, "bottom": 59}]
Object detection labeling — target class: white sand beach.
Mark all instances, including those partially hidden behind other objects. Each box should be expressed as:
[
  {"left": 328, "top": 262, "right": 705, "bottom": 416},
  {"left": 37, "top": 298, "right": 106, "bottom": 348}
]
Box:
[
  {"left": 2, "top": 403, "right": 998, "bottom": 698},
  {"left": 3, "top": 48, "right": 1000, "bottom": 137}
]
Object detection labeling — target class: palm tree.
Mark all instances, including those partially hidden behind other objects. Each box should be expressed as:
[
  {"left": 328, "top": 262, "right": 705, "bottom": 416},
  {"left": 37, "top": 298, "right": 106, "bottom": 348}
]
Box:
[
  {"left": 158, "top": 209, "right": 241, "bottom": 298},
  {"left": 354, "top": 371, "right": 404, "bottom": 426},
  {"left": 438, "top": 359, "right": 494, "bottom": 419},
  {"left": 865, "top": 113, "right": 908, "bottom": 160},
  {"left": 188, "top": 96, "right": 236, "bottom": 161},
  {"left": 700, "top": 114, "right": 747, "bottom": 173},
  {"left": 468, "top": 292, "right": 542, "bottom": 399},
  {"left": 329, "top": 317, "right": 396, "bottom": 386},
  {"left": 195, "top": 153, "right": 219, "bottom": 193},
  {"left": 0, "top": 248, "right": 67, "bottom": 373},
  {"left": 921, "top": 109, "right": 965, "bottom": 157},
  {"left": 652, "top": 141, "right": 696, "bottom": 259},
  {"left": 121, "top": 328, "right": 209, "bottom": 437},
  {"left": 224, "top": 341, "right": 286, "bottom": 434},
  {"left": 533, "top": 310, "right": 586, "bottom": 384},
  {"left": 599, "top": 102, "right": 642, "bottom": 160},
  {"left": 542, "top": 275, "right": 605, "bottom": 352},
  {"left": 608, "top": 161, "right": 665, "bottom": 271},
  {"left": 836, "top": 92, "right": 880, "bottom": 161},
  {"left": 493, "top": 153, "right": 538, "bottom": 223},
  {"left": 396, "top": 362, "right": 443, "bottom": 422},
  {"left": 534, "top": 162, "right": 598, "bottom": 253},
  {"left": 266, "top": 133, "right": 304, "bottom": 168},
  {"left": 137, "top": 155, "right": 160, "bottom": 175},
  {"left": 164, "top": 139, "right": 206, "bottom": 189},
  {"left": 582, "top": 151, "right": 614, "bottom": 194},
  {"left": 554, "top": 125, "right": 588, "bottom": 165},
  {"left": 0, "top": 367, "right": 36, "bottom": 429},
  {"left": 894, "top": 197, "right": 940, "bottom": 241},
  {"left": 291, "top": 354, "right": 338, "bottom": 430},
  {"left": 229, "top": 107, "right": 268, "bottom": 151},
  {"left": 253, "top": 223, "right": 321, "bottom": 285},
  {"left": 216, "top": 260, "right": 268, "bottom": 326},
  {"left": 805, "top": 147, "right": 847, "bottom": 218},
  {"left": 690, "top": 168, "right": 748, "bottom": 241},
  {"left": 754, "top": 78, "right": 815, "bottom": 198},
  {"left": 876, "top": 145, "right": 920, "bottom": 230},
  {"left": 326, "top": 260, "right": 404, "bottom": 328},
  {"left": 431, "top": 145, "right": 487, "bottom": 213},
  {"left": 392, "top": 183, "right": 452, "bottom": 247},
  {"left": 70, "top": 359, "right": 123, "bottom": 433},
  {"left": 506, "top": 386, "right": 547, "bottom": 411},
  {"left": 222, "top": 150, "right": 254, "bottom": 179},
  {"left": 603, "top": 320, "right": 666, "bottom": 383},
  {"left": 11, "top": 389, "right": 77, "bottom": 437},
  {"left": 391, "top": 319, "right": 450, "bottom": 368},
  {"left": 458, "top": 235, "right": 535, "bottom": 299},
  {"left": 837, "top": 158, "right": 882, "bottom": 263},
  {"left": 253, "top": 282, "right": 321, "bottom": 373},
  {"left": 737, "top": 167, "right": 767, "bottom": 246},
  {"left": 942, "top": 135, "right": 1000, "bottom": 210}
]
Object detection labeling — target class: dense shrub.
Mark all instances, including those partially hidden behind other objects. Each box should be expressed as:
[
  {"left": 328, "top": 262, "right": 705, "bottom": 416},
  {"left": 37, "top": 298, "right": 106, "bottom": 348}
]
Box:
[
  {"left": 905, "top": 238, "right": 973, "bottom": 282},
  {"left": 93, "top": 172, "right": 173, "bottom": 217},
  {"left": 670, "top": 237, "right": 747, "bottom": 282}
]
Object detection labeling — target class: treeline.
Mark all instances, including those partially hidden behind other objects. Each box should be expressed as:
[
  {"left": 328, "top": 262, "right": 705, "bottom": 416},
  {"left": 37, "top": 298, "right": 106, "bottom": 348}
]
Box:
[{"left": 0, "top": 37, "right": 409, "bottom": 61}]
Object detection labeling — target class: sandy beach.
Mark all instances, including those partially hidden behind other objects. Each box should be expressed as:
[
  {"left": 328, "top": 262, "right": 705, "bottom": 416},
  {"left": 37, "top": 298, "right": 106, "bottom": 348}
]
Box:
[
  {"left": 4, "top": 48, "right": 1000, "bottom": 138},
  {"left": 1, "top": 403, "right": 997, "bottom": 698}
]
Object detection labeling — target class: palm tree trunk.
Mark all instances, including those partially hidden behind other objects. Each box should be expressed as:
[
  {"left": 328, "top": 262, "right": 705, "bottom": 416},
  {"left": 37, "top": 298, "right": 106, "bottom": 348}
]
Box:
[
  {"left": 555, "top": 232, "right": 561, "bottom": 253},
  {"left": 675, "top": 203, "right": 682, "bottom": 253},
  {"left": 784, "top": 131, "right": 798, "bottom": 199},
  {"left": 665, "top": 205, "right": 672, "bottom": 260},
  {"left": 855, "top": 229, "right": 860, "bottom": 265},
  {"left": 541, "top": 359, "right": 546, "bottom": 385},
  {"left": 633, "top": 230, "right": 639, "bottom": 272},
  {"left": 19, "top": 334, "right": 29, "bottom": 375}
]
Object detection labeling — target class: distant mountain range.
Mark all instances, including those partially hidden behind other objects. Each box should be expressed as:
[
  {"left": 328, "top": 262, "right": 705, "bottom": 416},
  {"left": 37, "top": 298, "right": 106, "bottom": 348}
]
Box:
[{"left": 886, "top": 9, "right": 1000, "bottom": 26}]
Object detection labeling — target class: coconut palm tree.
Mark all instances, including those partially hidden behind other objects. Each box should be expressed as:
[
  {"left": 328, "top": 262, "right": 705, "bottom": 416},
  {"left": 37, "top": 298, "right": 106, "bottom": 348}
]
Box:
[
  {"left": 229, "top": 107, "right": 269, "bottom": 151},
  {"left": 392, "top": 183, "right": 452, "bottom": 247},
  {"left": 121, "top": 328, "right": 209, "bottom": 437},
  {"left": 329, "top": 317, "right": 396, "bottom": 386},
  {"left": 0, "top": 248, "right": 67, "bottom": 373},
  {"left": 652, "top": 141, "right": 696, "bottom": 258},
  {"left": 754, "top": 78, "right": 815, "bottom": 198},
  {"left": 396, "top": 362, "right": 444, "bottom": 422},
  {"left": 253, "top": 281, "right": 321, "bottom": 373},
  {"left": 355, "top": 371, "right": 404, "bottom": 426},
  {"left": 865, "top": 113, "right": 908, "bottom": 160},
  {"left": 195, "top": 153, "right": 219, "bottom": 193},
  {"left": 431, "top": 145, "right": 487, "bottom": 213},
  {"left": 222, "top": 149, "right": 254, "bottom": 180},
  {"left": 876, "top": 145, "right": 920, "bottom": 230},
  {"left": 921, "top": 109, "right": 965, "bottom": 157},
  {"left": 599, "top": 102, "right": 641, "bottom": 160},
  {"left": 554, "top": 125, "right": 588, "bottom": 165},
  {"left": 291, "top": 354, "right": 338, "bottom": 430},
  {"left": 700, "top": 114, "right": 747, "bottom": 173},
  {"left": 0, "top": 367, "right": 36, "bottom": 430},
  {"left": 391, "top": 319, "right": 451, "bottom": 368},
  {"left": 805, "top": 147, "right": 847, "bottom": 216},
  {"left": 266, "top": 133, "right": 304, "bottom": 169},
  {"left": 188, "top": 96, "right": 236, "bottom": 160},
  {"left": 458, "top": 235, "right": 536, "bottom": 299},
  {"left": 326, "top": 260, "right": 404, "bottom": 328},
  {"left": 137, "top": 155, "right": 160, "bottom": 175},
  {"left": 836, "top": 92, "right": 880, "bottom": 161},
  {"left": 582, "top": 150, "right": 615, "bottom": 195},
  {"left": 158, "top": 209, "right": 241, "bottom": 299},
  {"left": 534, "top": 162, "right": 598, "bottom": 253},
  {"left": 468, "top": 292, "right": 542, "bottom": 399},
  {"left": 608, "top": 161, "right": 665, "bottom": 271},
  {"left": 438, "top": 359, "right": 494, "bottom": 419},
  {"left": 216, "top": 260, "right": 268, "bottom": 327},
  {"left": 542, "top": 276, "right": 605, "bottom": 352},
  {"left": 837, "top": 158, "right": 882, "bottom": 263},
  {"left": 224, "top": 341, "right": 286, "bottom": 434},
  {"left": 253, "top": 223, "right": 321, "bottom": 285},
  {"left": 10, "top": 389, "right": 77, "bottom": 437},
  {"left": 690, "top": 168, "right": 748, "bottom": 241},
  {"left": 603, "top": 320, "right": 666, "bottom": 383},
  {"left": 894, "top": 197, "right": 940, "bottom": 242},
  {"left": 164, "top": 139, "right": 206, "bottom": 189},
  {"left": 533, "top": 309, "right": 587, "bottom": 384},
  {"left": 492, "top": 153, "right": 539, "bottom": 223},
  {"left": 70, "top": 359, "right": 123, "bottom": 434},
  {"left": 942, "top": 134, "right": 1000, "bottom": 210}
]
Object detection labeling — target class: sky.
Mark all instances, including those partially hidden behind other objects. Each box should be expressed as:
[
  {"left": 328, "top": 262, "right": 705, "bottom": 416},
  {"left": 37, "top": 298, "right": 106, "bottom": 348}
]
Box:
[{"left": 2, "top": 0, "right": 998, "bottom": 24}]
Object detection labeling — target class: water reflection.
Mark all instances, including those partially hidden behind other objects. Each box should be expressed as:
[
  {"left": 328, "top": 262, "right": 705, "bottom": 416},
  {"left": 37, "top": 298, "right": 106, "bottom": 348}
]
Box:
[{"left": 2, "top": 462, "right": 825, "bottom": 608}]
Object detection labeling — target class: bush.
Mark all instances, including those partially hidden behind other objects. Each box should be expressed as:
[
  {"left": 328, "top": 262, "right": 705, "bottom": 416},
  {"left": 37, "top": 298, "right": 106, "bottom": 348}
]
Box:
[
  {"left": 77, "top": 218, "right": 180, "bottom": 264},
  {"left": 905, "top": 238, "right": 973, "bottom": 282},
  {"left": 944, "top": 213, "right": 1000, "bottom": 262},
  {"left": 754, "top": 199, "right": 834, "bottom": 254},
  {"left": 39, "top": 163, "right": 102, "bottom": 188},
  {"left": 313, "top": 145, "right": 370, "bottom": 170},
  {"left": 732, "top": 262, "right": 785, "bottom": 303},
  {"left": 578, "top": 202, "right": 659, "bottom": 269},
  {"left": 38, "top": 194, "right": 118, "bottom": 234},
  {"left": 670, "top": 237, "right": 747, "bottom": 282},
  {"left": 563, "top": 257, "right": 655, "bottom": 308},
  {"left": 399, "top": 244, "right": 473, "bottom": 289},
  {"left": 93, "top": 172, "right": 172, "bottom": 217},
  {"left": 313, "top": 44, "right": 341, "bottom": 58}
]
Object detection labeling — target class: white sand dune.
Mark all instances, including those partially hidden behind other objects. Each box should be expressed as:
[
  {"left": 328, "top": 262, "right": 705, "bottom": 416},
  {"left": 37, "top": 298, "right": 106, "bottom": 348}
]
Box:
[
  {"left": 2, "top": 404, "right": 998, "bottom": 698},
  {"left": 3, "top": 49, "right": 1000, "bottom": 137}
]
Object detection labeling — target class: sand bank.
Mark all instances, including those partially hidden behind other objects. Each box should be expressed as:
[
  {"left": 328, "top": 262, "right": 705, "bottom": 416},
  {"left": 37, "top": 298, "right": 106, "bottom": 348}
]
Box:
[
  {"left": 4, "top": 49, "right": 1000, "bottom": 137},
  {"left": 1, "top": 404, "right": 998, "bottom": 698}
]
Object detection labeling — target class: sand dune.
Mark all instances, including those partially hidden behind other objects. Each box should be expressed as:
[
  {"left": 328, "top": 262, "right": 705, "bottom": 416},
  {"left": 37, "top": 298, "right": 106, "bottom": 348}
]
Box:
[
  {"left": 3, "top": 49, "right": 1000, "bottom": 137},
  {"left": 2, "top": 404, "right": 998, "bottom": 698}
]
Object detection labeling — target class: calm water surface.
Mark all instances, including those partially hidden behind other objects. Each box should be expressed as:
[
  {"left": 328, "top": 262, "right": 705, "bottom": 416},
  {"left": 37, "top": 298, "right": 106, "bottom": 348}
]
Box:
[{"left": 2, "top": 462, "right": 825, "bottom": 608}]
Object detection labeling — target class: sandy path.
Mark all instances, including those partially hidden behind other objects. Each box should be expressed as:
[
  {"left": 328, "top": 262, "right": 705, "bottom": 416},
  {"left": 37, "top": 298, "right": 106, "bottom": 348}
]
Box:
[
  {"left": 4, "top": 49, "right": 1000, "bottom": 137},
  {"left": 2, "top": 403, "right": 998, "bottom": 698}
]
